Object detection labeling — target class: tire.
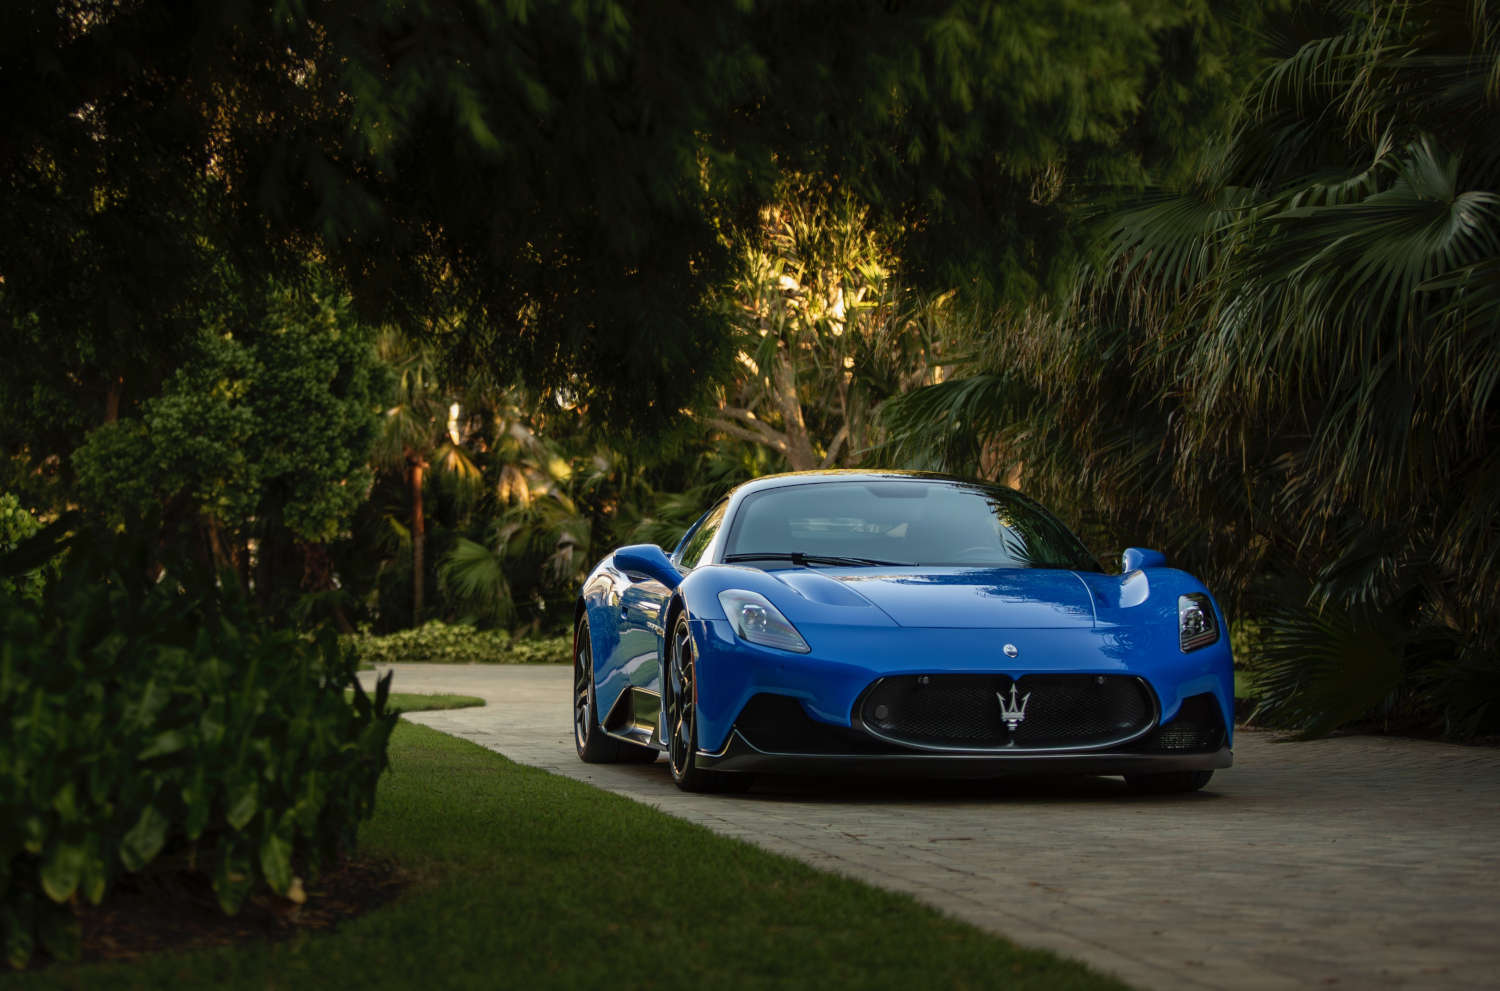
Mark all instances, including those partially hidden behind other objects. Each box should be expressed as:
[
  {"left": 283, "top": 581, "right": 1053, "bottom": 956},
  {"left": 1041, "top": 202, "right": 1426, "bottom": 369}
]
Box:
[
  {"left": 1124, "top": 770, "right": 1214, "bottom": 794},
  {"left": 664, "top": 612, "right": 753, "bottom": 794},
  {"left": 574, "top": 615, "right": 656, "bottom": 764}
]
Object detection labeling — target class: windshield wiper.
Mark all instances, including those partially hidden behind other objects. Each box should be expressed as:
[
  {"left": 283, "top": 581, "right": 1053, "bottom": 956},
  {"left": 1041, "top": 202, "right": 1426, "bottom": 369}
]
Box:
[{"left": 723, "top": 552, "right": 911, "bottom": 568}]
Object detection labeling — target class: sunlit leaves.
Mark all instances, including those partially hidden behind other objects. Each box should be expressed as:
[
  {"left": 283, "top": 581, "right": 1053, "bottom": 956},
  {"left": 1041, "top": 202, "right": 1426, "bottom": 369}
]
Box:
[{"left": 709, "top": 178, "right": 946, "bottom": 471}]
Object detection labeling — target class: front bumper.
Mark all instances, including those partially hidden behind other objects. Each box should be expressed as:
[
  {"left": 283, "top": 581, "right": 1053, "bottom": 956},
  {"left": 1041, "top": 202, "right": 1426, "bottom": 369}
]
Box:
[
  {"left": 698, "top": 731, "right": 1232, "bottom": 778},
  {"left": 695, "top": 687, "right": 1233, "bottom": 779}
]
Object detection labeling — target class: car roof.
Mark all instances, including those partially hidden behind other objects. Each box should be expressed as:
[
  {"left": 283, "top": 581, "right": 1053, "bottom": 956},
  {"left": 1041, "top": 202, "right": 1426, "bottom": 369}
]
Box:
[{"left": 728, "top": 469, "right": 984, "bottom": 498}]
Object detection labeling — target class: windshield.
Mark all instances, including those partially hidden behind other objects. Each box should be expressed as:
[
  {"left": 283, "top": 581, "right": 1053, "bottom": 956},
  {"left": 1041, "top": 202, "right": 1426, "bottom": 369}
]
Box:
[{"left": 723, "top": 479, "right": 1101, "bottom": 571}]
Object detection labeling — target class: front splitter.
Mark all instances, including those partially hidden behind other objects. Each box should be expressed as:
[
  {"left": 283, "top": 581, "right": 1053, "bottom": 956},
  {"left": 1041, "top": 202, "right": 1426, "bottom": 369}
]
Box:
[{"left": 696, "top": 729, "right": 1232, "bottom": 778}]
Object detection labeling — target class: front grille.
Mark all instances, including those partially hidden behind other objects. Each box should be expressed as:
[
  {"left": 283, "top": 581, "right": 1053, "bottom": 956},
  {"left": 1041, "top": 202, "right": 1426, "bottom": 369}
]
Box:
[{"left": 857, "top": 674, "right": 1156, "bottom": 751}]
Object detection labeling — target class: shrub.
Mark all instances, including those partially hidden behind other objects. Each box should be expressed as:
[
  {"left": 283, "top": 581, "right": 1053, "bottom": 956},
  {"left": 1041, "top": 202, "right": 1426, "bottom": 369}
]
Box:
[
  {"left": 344, "top": 620, "right": 571, "bottom": 666},
  {"left": 0, "top": 494, "right": 46, "bottom": 604},
  {"left": 0, "top": 525, "right": 397, "bottom": 968}
]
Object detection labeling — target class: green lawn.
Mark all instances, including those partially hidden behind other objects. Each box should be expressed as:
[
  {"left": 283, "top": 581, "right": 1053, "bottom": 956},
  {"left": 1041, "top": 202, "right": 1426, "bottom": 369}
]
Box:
[
  {"left": 16, "top": 723, "right": 1130, "bottom": 990},
  {"left": 347, "top": 691, "right": 486, "bottom": 712}
]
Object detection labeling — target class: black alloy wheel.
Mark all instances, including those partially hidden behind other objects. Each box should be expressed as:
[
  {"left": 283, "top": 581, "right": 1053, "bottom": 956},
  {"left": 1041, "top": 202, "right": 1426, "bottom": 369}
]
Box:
[
  {"left": 575, "top": 616, "right": 620, "bottom": 762},
  {"left": 665, "top": 613, "right": 751, "bottom": 793}
]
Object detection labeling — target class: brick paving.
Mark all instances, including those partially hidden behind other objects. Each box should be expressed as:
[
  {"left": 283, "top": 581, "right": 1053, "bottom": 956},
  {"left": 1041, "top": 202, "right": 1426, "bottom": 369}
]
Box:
[{"left": 361, "top": 663, "right": 1500, "bottom": 990}]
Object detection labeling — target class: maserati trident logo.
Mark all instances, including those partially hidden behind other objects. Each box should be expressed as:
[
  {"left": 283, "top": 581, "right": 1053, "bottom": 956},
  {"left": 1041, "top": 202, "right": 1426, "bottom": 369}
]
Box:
[{"left": 998, "top": 683, "right": 1031, "bottom": 732}]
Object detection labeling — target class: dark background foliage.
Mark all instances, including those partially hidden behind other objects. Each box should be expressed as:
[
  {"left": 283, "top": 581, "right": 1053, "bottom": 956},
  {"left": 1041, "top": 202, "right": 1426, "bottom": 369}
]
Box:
[{"left": 884, "top": 0, "right": 1500, "bottom": 736}]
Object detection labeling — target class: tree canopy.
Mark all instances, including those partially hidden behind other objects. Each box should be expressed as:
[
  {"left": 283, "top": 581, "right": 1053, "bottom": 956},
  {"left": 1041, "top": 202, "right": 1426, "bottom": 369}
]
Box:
[{"left": 1, "top": 0, "right": 1243, "bottom": 440}]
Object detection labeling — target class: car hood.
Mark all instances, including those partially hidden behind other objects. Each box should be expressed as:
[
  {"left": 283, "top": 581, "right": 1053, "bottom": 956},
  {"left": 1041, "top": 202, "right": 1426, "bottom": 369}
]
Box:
[{"left": 773, "top": 567, "right": 1097, "bottom": 629}]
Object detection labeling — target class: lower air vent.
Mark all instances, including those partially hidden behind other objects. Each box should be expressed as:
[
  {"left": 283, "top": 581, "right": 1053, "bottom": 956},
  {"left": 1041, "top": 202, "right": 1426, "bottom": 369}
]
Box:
[
  {"left": 733, "top": 694, "right": 898, "bottom": 755},
  {"left": 1135, "top": 693, "right": 1227, "bottom": 753}
]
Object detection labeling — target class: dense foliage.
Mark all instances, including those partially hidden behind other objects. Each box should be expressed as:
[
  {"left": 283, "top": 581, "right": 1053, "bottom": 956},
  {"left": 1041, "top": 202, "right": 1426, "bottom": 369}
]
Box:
[
  {"left": 344, "top": 623, "right": 570, "bottom": 667},
  {"left": 0, "top": 527, "right": 397, "bottom": 968},
  {"left": 887, "top": 0, "right": 1500, "bottom": 736},
  {"left": 70, "top": 277, "right": 385, "bottom": 619}
]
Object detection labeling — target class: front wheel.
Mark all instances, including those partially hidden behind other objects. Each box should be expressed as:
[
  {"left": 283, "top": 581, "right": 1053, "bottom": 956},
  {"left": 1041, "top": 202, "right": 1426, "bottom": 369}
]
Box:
[
  {"left": 665, "top": 613, "right": 752, "bottom": 794},
  {"left": 1124, "top": 770, "right": 1214, "bottom": 794}
]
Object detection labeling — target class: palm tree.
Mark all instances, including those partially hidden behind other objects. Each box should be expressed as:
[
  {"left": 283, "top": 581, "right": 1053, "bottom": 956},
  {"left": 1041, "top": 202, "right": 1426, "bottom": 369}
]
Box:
[
  {"left": 372, "top": 331, "right": 481, "bottom": 625},
  {"left": 437, "top": 401, "right": 592, "bottom": 629}
]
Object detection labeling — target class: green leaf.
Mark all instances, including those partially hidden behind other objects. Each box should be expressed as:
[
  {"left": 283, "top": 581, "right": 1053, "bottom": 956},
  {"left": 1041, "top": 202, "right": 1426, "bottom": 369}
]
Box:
[
  {"left": 293, "top": 772, "right": 324, "bottom": 834},
  {"left": 137, "top": 729, "right": 190, "bottom": 761},
  {"left": 50, "top": 782, "right": 79, "bottom": 824},
  {"left": 39, "top": 836, "right": 86, "bottom": 902},
  {"left": 133, "top": 679, "right": 170, "bottom": 725},
  {"left": 374, "top": 669, "right": 392, "bottom": 715},
  {"left": 258, "top": 817, "right": 294, "bottom": 895},
  {"left": 226, "top": 779, "right": 258, "bottom": 831},
  {"left": 212, "top": 835, "right": 254, "bottom": 916},
  {"left": 182, "top": 767, "right": 211, "bottom": 841},
  {"left": 78, "top": 834, "right": 108, "bottom": 906},
  {"left": 119, "top": 804, "right": 169, "bottom": 872},
  {"left": 20, "top": 815, "right": 44, "bottom": 856},
  {"left": 198, "top": 711, "right": 226, "bottom": 747}
]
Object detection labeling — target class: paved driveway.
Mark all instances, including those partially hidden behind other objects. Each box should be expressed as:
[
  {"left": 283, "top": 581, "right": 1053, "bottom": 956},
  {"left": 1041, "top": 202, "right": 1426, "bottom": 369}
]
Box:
[{"left": 361, "top": 663, "right": 1500, "bottom": 991}]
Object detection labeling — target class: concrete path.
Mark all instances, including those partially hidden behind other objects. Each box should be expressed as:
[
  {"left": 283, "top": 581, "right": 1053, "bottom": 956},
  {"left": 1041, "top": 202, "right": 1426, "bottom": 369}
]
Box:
[{"left": 361, "top": 664, "right": 1500, "bottom": 991}]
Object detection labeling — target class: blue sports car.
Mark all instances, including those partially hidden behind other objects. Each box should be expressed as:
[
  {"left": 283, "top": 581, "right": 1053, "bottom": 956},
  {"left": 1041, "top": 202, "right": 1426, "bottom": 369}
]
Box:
[{"left": 573, "top": 471, "right": 1233, "bottom": 793}]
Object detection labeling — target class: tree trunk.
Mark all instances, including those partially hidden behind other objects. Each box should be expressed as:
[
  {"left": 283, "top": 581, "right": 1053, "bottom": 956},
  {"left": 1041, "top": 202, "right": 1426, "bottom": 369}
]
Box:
[
  {"left": 202, "top": 515, "right": 235, "bottom": 575},
  {"left": 300, "top": 541, "right": 355, "bottom": 634},
  {"left": 410, "top": 458, "right": 426, "bottom": 625},
  {"left": 771, "top": 352, "right": 818, "bottom": 471},
  {"left": 104, "top": 376, "right": 123, "bottom": 424}
]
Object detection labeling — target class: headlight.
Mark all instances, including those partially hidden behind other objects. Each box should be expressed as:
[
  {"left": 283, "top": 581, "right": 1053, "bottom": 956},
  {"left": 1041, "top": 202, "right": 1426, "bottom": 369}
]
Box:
[
  {"left": 1178, "top": 593, "right": 1219, "bottom": 652},
  {"left": 718, "top": 589, "right": 810, "bottom": 653}
]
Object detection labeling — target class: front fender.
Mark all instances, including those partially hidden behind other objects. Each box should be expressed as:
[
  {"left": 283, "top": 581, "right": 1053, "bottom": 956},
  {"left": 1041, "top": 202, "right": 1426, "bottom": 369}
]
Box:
[{"left": 1082, "top": 567, "right": 1235, "bottom": 741}]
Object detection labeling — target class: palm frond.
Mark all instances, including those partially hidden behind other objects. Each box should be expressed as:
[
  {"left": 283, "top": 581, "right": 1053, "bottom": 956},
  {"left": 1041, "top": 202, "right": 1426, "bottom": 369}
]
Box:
[
  {"left": 433, "top": 441, "right": 484, "bottom": 487},
  {"left": 1245, "top": 602, "right": 1407, "bottom": 736},
  {"left": 437, "top": 537, "right": 513, "bottom": 624},
  {"left": 879, "top": 374, "right": 1030, "bottom": 474}
]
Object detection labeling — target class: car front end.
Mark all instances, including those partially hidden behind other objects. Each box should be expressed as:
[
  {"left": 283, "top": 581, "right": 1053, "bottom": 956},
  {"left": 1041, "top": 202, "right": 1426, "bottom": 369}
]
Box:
[{"left": 688, "top": 611, "right": 1233, "bottom": 779}]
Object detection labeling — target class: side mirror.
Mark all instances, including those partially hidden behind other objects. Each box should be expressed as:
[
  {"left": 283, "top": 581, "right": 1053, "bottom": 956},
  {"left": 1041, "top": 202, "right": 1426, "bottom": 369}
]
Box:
[
  {"left": 1120, "top": 547, "right": 1167, "bottom": 573},
  {"left": 613, "top": 544, "right": 682, "bottom": 590}
]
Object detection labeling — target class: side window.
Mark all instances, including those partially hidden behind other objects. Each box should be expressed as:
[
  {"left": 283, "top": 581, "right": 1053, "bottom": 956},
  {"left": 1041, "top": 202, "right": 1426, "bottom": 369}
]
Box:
[{"left": 677, "top": 502, "right": 727, "bottom": 570}]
